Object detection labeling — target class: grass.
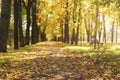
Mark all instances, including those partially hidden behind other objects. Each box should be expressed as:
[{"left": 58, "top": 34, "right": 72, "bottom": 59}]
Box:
[
  {"left": 65, "top": 43, "right": 120, "bottom": 75},
  {"left": 0, "top": 42, "right": 65, "bottom": 63},
  {"left": 1, "top": 42, "right": 120, "bottom": 63},
  {"left": 64, "top": 43, "right": 120, "bottom": 61},
  {"left": 0, "top": 42, "right": 120, "bottom": 79}
]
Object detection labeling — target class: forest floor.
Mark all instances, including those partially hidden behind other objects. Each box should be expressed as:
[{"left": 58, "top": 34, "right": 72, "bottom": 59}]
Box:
[{"left": 0, "top": 42, "right": 120, "bottom": 80}]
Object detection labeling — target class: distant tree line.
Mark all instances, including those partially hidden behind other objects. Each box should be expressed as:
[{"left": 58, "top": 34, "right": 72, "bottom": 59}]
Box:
[{"left": 0, "top": 0, "right": 120, "bottom": 52}]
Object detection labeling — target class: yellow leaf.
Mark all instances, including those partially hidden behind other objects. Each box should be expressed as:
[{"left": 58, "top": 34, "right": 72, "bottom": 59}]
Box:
[
  {"left": 98, "top": 0, "right": 103, "bottom": 3},
  {"left": 117, "top": 73, "right": 120, "bottom": 77},
  {"left": 6, "top": 73, "right": 13, "bottom": 80},
  {"left": 102, "top": 73, "right": 111, "bottom": 78},
  {"left": 90, "top": 70, "right": 97, "bottom": 74}
]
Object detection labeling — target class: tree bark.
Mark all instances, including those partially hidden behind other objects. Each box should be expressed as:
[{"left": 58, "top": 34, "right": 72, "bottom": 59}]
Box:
[
  {"left": 31, "top": 0, "right": 40, "bottom": 44},
  {"left": 22, "top": 0, "right": 34, "bottom": 45},
  {"left": 103, "top": 15, "right": 106, "bottom": 43},
  {"left": 0, "top": 0, "right": 11, "bottom": 52},
  {"left": 94, "top": 5, "right": 99, "bottom": 49},
  {"left": 71, "top": 28, "right": 75, "bottom": 44},
  {"left": 75, "top": 27, "right": 79, "bottom": 45},
  {"left": 111, "top": 19, "right": 115, "bottom": 43},
  {"left": 14, "top": 0, "right": 19, "bottom": 49},
  {"left": 18, "top": 0, "right": 25, "bottom": 47},
  {"left": 60, "top": 21, "right": 64, "bottom": 42},
  {"left": 25, "top": 8, "right": 31, "bottom": 45},
  {"left": 116, "top": 19, "right": 118, "bottom": 43},
  {"left": 64, "top": 1, "right": 69, "bottom": 43},
  {"left": 41, "top": 22, "right": 47, "bottom": 41}
]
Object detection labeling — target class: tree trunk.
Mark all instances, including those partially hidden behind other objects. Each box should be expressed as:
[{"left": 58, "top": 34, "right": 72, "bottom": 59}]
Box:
[
  {"left": 84, "top": 18, "right": 90, "bottom": 42},
  {"left": 41, "top": 33, "right": 47, "bottom": 41},
  {"left": 14, "top": 0, "right": 19, "bottom": 49},
  {"left": 111, "top": 19, "right": 115, "bottom": 43},
  {"left": 103, "top": 15, "right": 106, "bottom": 43},
  {"left": 78, "top": 2, "right": 82, "bottom": 46},
  {"left": 116, "top": 19, "right": 118, "bottom": 43},
  {"left": 75, "top": 27, "right": 79, "bottom": 45},
  {"left": 98, "top": 15, "right": 102, "bottom": 43},
  {"left": 64, "top": 22, "right": 69, "bottom": 43},
  {"left": 116, "top": 24, "right": 118, "bottom": 43},
  {"left": 98, "top": 28, "right": 102, "bottom": 43},
  {"left": 60, "top": 21, "right": 64, "bottom": 42},
  {"left": 22, "top": 0, "right": 33, "bottom": 45},
  {"left": 18, "top": 0, "right": 25, "bottom": 47},
  {"left": 25, "top": 8, "right": 31, "bottom": 45},
  {"left": 94, "top": 5, "right": 99, "bottom": 49},
  {"left": 41, "top": 24, "right": 47, "bottom": 41},
  {"left": 71, "top": 28, "right": 75, "bottom": 44},
  {"left": 64, "top": 1, "right": 69, "bottom": 43},
  {"left": 0, "top": 0, "right": 11, "bottom": 52},
  {"left": 31, "top": 0, "right": 39, "bottom": 44}
]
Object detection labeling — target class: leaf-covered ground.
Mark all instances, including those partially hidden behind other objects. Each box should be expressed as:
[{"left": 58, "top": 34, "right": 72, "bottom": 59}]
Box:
[{"left": 0, "top": 42, "right": 120, "bottom": 80}]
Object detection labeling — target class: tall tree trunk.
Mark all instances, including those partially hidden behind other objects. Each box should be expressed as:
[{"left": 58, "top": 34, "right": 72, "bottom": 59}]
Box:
[
  {"left": 64, "top": 1, "right": 69, "bottom": 43},
  {"left": 75, "top": 27, "right": 79, "bottom": 45},
  {"left": 31, "top": 0, "right": 39, "bottom": 44},
  {"left": 78, "top": 1, "right": 82, "bottom": 45},
  {"left": 22, "top": 0, "right": 34, "bottom": 45},
  {"left": 75, "top": 3, "right": 81, "bottom": 45},
  {"left": 25, "top": 8, "right": 31, "bottom": 45},
  {"left": 116, "top": 19, "right": 118, "bottom": 43},
  {"left": 98, "top": 16, "right": 101, "bottom": 43},
  {"left": 94, "top": 5, "right": 99, "bottom": 49},
  {"left": 18, "top": 0, "right": 25, "bottom": 47},
  {"left": 64, "top": 22, "right": 69, "bottom": 43},
  {"left": 41, "top": 32, "right": 47, "bottom": 41},
  {"left": 111, "top": 19, "right": 115, "bottom": 43},
  {"left": 71, "top": 28, "right": 75, "bottom": 44},
  {"left": 103, "top": 15, "right": 106, "bottom": 43},
  {"left": 84, "top": 19, "right": 90, "bottom": 42},
  {"left": 116, "top": 22, "right": 118, "bottom": 43},
  {"left": 98, "top": 27, "right": 102, "bottom": 43},
  {"left": 14, "top": 0, "right": 19, "bottom": 49},
  {"left": 41, "top": 23, "right": 47, "bottom": 41},
  {"left": 60, "top": 2, "right": 64, "bottom": 42},
  {"left": 60, "top": 21, "right": 64, "bottom": 42},
  {"left": 0, "top": 0, "right": 11, "bottom": 52}
]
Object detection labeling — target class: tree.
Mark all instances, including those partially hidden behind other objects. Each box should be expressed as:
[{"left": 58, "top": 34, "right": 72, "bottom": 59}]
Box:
[
  {"left": 14, "top": 0, "right": 19, "bottom": 49},
  {"left": 18, "top": 0, "right": 25, "bottom": 47},
  {"left": 102, "top": 15, "right": 106, "bottom": 43},
  {"left": 14, "top": 0, "right": 25, "bottom": 49},
  {"left": 71, "top": 28, "right": 75, "bottom": 44},
  {"left": 0, "top": 0, "right": 12, "bottom": 52},
  {"left": 22, "top": 0, "right": 34, "bottom": 45},
  {"left": 75, "top": 26, "right": 79, "bottom": 45},
  {"left": 111, "top": 18, "right": 115, "bottom": 43},
  {"left": 75, "top": 1, "right": 81, "bottom": 45},
  {"left": 116, "top": 18, "right": 119, "bottom": 43},
  {"left": 85, "top": 18, "right": 91, "bottom": 42},
  {"left": 33, "top": 0, "right": 47, "bottom": 42},
  {"left": 60, "top": 20, "right": 64, "bottom": 42},
  {"left": 31, "top": 0, "right": 40, "bottom": 44},
  {"left": 64, "top": 1, "right": 69, "bottom": 43},
  {"left": 94, "top": 1, "right": 99, "bottom": 49},
  {"left": 41, "top": 17, "right": 47, "bottom": 41}
]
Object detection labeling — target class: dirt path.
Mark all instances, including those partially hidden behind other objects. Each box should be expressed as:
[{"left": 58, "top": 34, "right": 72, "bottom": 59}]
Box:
[{"left": 0, "top": 42, "right": 118, "bottom": 80}]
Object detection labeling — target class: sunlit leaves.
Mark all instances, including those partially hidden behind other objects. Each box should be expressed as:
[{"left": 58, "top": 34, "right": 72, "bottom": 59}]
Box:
[{"left": 0, "top": 42, "right": 120, "bottom": 79}]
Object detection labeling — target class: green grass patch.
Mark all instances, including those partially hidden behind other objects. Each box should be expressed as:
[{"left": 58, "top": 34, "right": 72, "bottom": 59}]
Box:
[{"left": 65, "top": 44, "right": 120, "bottom": 74}]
